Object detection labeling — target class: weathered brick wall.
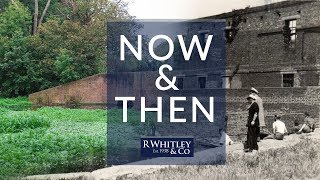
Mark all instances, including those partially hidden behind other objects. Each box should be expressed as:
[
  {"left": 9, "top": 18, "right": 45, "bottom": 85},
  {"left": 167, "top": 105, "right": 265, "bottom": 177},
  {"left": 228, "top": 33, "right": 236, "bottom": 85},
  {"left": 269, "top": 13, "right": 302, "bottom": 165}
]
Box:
[
  {"left": 226, "top": 87, "right": 320, "bottom": 140},
  {"left": 143, "top": 87, "right": 320, "bottom": 141},
  {"left": 217, "top": 1, "right": 320, "bottom": 66},
  {"left": 29, "top": 74, "right": 107, "bottom": 108},
  {"left": 29, "top": 72, "right": 320, "bottom": 142},
  {"left": 205, "top": 1, "right": 320, "bottom": 88}
]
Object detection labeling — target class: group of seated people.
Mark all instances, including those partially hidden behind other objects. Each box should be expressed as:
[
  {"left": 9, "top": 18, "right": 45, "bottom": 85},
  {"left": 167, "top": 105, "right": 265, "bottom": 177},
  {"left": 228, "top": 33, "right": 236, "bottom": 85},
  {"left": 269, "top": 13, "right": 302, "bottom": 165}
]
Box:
[
  {"left": 261, "top": 112, "right": 316, "bottom": 140},
  {"left": 219, "top": 112, "right": 317, "bottom": 146}
]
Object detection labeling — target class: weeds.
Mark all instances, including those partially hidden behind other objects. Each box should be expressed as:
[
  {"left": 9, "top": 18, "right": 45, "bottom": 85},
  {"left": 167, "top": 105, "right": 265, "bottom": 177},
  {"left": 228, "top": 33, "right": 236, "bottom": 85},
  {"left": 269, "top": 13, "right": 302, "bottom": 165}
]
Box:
[{"left": 132, "top": 140, "right": 320, "bottom": 180}]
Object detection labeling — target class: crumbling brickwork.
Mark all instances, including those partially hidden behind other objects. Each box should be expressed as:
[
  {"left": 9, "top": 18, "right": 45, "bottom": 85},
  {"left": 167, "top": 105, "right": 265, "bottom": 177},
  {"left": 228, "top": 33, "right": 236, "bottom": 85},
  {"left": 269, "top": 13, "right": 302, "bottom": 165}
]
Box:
[{"left": 203, "top": 1, "right": 320, "bottom": 88}]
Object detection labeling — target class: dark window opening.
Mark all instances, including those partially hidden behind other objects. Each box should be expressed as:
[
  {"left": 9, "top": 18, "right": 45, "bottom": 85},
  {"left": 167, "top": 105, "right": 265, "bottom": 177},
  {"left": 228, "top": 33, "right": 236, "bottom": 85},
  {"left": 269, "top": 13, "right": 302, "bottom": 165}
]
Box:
[
  {"left": 225, "top": 28, "right": 238, "bottom": 43},
  {"left": 283, "top": 19, "right": 297, "bottom": 46},
  {"left": 225, "top": 29, "right": 232, "bottom": 43},
  {"left": 282, "top": 74, "right": 294, "bottom": 87},
  {"left": 176, "top": 77, "right": 184, "bottom": 89},
  {"left": 198, "top": 77, "right": 206, "bottom": 89}
]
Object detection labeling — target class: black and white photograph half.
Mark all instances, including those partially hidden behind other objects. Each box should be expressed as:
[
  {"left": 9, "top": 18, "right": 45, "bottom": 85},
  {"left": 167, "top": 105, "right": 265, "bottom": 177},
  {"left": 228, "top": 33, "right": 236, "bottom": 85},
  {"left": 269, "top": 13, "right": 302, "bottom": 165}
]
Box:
[{"left": 0, "top": 0, "right": 319, "bottom": 179}]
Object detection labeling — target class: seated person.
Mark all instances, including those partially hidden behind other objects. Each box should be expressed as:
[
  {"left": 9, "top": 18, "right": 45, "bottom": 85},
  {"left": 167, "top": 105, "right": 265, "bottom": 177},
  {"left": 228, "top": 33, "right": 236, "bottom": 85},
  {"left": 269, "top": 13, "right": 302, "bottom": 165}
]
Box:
[
  {"left": 219, "top": 128, "right": 233, "bottom": 146},
  {"left": 296, "top": 112, "right": 315, "bottom": 134},
  {"left": 264, "top": 115, "right": 287, "bottom": 140}
]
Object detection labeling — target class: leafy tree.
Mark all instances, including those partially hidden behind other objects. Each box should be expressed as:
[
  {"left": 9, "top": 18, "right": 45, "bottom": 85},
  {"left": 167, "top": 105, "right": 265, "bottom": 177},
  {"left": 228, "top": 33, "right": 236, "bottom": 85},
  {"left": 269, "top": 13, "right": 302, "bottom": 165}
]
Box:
[
  {"left": 0, "top": 0, "right": 133, "bottom": 97},
  {"left": 54, "top": 49, "right": 80, "bottom": 83},
  {"left": 0, "top": 1, "right": 31, "bottom": 38},
  {"left": 0, "top": 35, "right": 43, "bottom": 96}
]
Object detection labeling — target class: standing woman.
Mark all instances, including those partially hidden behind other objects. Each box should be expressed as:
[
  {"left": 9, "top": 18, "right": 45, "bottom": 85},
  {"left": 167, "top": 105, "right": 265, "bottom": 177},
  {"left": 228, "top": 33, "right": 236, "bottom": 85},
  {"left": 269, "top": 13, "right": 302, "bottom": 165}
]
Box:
[
  {"left": 245, "top": 94, "right": 260, "bottom": 152},
  {"left": 250, "top": 87, "right": 265, "bottom": 141}
]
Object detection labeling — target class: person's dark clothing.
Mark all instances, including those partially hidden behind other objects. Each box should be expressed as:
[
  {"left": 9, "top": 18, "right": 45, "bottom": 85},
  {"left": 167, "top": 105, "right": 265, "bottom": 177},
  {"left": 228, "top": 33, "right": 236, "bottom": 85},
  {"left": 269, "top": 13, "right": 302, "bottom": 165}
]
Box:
[
  {"left": 247, "top": 102, "right": 259, "bottom": 127},
  {"left": 247, "top": 126, "right": 259, "bottom": 150},
  {"left": 246, "top": 102, "right": 259, "bottom": 151}
]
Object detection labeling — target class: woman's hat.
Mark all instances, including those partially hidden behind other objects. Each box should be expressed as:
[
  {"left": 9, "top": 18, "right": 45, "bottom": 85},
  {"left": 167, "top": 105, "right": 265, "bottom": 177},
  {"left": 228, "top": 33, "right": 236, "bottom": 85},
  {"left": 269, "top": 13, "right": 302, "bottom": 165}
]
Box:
[
  {"left": 247, "top": 94, "right": 256, "bottom": 100},
  {"left": 250, "top": 87, "right": 259, "bottom": 94}
]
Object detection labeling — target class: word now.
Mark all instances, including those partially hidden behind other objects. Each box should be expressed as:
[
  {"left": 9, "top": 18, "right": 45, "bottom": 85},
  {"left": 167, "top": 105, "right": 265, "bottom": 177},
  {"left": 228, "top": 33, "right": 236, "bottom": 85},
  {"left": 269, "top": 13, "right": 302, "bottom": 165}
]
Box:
[
  {"left": 115, "top": 97, "right": 214, "bottom": 123},
  {"left": 120, "top": 34, "right": 213, "bottom": 61}
]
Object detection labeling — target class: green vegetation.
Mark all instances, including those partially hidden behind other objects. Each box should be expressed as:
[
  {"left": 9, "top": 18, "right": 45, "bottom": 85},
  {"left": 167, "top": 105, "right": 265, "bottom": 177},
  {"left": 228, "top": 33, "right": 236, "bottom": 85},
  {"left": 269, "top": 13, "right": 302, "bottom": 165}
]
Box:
[
  {"left": 0, "top": 98, "right": 105, "bottom": 178},
  {"left": 0, "top": 0, "right": 132, "bottom": 97},
  {"left": 0, "top": 97, "right": 32, "bottom": 110},
  {"left": 0, "top": 110, "right": 50, "bottom": 133},
  {"left": 0, "top": 97, "right": 146, "bottom": 179}
]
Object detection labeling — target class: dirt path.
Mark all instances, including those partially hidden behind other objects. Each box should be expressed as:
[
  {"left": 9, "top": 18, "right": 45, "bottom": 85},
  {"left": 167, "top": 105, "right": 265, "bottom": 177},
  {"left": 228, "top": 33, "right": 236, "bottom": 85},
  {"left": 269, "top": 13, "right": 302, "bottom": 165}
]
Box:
[{"left": 24, "top": 129, "right": 320, "bottom": 180}]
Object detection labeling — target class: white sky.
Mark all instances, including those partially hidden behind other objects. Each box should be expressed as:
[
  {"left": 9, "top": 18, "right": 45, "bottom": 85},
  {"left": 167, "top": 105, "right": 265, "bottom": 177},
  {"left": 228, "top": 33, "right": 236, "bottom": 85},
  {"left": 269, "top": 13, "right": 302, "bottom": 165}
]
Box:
[{"left": 124, "top": 0, "right": 285, "bottom": 19}]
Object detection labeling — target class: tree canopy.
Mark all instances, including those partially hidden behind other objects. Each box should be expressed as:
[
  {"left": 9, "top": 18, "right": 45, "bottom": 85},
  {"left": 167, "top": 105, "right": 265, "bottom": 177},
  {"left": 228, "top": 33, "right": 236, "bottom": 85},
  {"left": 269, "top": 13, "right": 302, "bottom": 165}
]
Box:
[{"left": 0, "top": 0, "right": 133, "bottom": 97}]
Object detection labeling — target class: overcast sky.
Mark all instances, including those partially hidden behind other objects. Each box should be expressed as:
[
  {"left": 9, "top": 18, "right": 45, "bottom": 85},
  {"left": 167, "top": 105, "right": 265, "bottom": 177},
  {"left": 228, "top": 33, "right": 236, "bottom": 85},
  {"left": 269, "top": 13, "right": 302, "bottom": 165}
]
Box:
[{"left": 124, "top": 0, "right": 285, "bottom": 19}]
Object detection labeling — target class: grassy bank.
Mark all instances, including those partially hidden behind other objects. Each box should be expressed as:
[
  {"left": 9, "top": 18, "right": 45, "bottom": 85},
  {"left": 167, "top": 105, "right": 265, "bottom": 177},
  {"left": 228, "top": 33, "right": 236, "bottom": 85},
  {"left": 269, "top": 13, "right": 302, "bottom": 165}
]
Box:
[{"left": 132, "top": 138, "right": 320, "bottom": 180}]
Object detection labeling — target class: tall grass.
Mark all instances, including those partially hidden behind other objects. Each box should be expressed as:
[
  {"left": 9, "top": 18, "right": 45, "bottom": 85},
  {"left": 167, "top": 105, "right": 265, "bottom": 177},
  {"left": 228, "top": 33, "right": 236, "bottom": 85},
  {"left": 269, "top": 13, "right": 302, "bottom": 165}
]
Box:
[{"left": 131, "top": 138, "right": 320, "bottom": 180}]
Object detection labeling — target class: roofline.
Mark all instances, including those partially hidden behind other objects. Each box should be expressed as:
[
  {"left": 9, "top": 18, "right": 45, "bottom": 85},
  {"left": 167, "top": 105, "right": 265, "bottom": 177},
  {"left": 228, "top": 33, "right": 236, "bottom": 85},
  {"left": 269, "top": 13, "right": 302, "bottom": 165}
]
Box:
[{"left": 199, "top": 0, "right": 316, "bottom": 20}]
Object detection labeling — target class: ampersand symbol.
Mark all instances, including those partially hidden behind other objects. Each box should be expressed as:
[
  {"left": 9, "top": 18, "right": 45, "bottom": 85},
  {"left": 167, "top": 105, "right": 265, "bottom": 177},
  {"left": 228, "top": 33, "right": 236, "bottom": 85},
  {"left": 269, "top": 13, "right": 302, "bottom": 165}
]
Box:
[
  {"left": 155, "top": 64, "right": 178, "bottom": 91},
  {"left": 170, "top": 148, "right": 177, "bottom": 154}
]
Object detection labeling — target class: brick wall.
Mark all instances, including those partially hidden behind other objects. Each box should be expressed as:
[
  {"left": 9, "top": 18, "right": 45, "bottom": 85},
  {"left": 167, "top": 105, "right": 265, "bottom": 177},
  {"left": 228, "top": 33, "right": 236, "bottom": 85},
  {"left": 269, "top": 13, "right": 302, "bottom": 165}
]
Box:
[
  {"left": 225, "top": 87, "right": 320, "bottom": 140},
  {"left": 29, "top": 74, "right": 107, "bottom": 108},
  {"left": 156, "top": 87, "right": 320, "bottom": 141},
  {"left": 29, "top": 73, "right": 320, "bottom": 141},
  {"left": 204, "top": 1, "right": 320, "bottom": 88}
]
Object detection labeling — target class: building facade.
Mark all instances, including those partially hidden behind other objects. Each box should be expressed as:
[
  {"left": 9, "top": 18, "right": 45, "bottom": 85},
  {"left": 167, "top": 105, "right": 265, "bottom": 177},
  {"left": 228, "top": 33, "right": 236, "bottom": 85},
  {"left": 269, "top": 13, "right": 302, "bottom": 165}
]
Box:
[{"left": 174, "top": 1, "right": 320, "bottom": 90}]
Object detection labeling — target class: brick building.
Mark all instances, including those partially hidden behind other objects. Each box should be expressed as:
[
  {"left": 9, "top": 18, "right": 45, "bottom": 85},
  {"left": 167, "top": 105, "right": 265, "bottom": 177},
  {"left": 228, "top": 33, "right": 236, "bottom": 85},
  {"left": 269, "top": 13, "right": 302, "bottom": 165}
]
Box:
[{"left": 206, "top": 0, "right": 320, "bottom": 89}]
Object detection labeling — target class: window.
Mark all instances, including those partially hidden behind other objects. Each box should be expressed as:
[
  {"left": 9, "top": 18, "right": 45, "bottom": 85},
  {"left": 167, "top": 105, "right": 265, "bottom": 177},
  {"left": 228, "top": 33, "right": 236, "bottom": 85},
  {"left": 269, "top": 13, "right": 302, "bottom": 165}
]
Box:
[
  {"left": 225, "top": 27, "right": 238, "bottom": 43},
  {"left": 198, "top": 77, "right": 206, "bottom": 89},
  {"left": 282, "top": 74, "right": 294, "bottom": 87},
  {"left": 225, "top": 29, "right": 232, "bottom": 42},
  {"left": 284, "top": 19, "right": 297, "bottom": 44},
  {"left": 176, "top": 77, "right": 184, "bottom": 89}
]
